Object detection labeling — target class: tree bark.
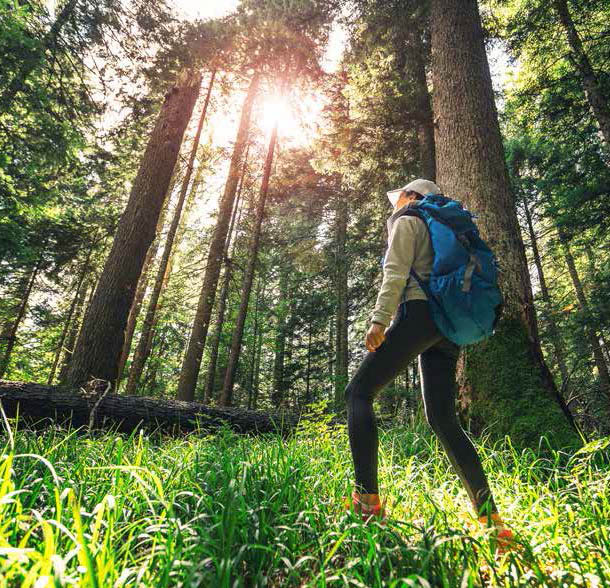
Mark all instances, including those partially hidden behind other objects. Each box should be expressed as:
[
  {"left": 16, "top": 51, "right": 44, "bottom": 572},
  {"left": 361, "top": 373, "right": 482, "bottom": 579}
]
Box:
[
  {"left": 334, "top": 192, "right": 349, "bottom": 410},
  {"left": 203, "top": 151, "right": 249, "bottom": 404},
  {"left": 0, "top": 380, "right": 299, "bottom": 436},
  {"left": 219, "top": 121, "right": 278, "bottom": 407},
  {"left": 557, "top": 227, "right": 610, "bottom": 406},
  {"left": 125, "top": 71, "right": 215, "bottom": 396},
  {"left": 430, "top": 0, "right": 580, "bottom": 447},
  {"left": 0, "top": 0, "right": 78, "bottom": 113},
  {"left": 178, "top": 74, "right": 260, "bottom": 401},
  {"left": 116, "top": 176, "right": 174, "bottom": 387},
  {"left": 66, "top": 69, "right": 201, "bottom": 389},
  {"left": 0, "top": 261, "right": 40, "bottom": 378},
  {"left": 409, "top": 27, "right": 436, "bottom": 180},
  {"left": 553, "top": 0, "right": 610, "bottom": 147}
]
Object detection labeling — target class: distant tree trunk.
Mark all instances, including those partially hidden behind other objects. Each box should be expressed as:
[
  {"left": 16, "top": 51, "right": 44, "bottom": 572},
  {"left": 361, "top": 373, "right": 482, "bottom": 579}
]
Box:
[
  {"left": 178, "top": 74, "right": 260, "bottom": 401},
  {"left": 271, "top": 265, "right": 290, "bottom": 408},
  {"left": 410, "top": 27, "right": 436, "bottom": 180},
  {"left": 48, "top": 253, "right": 92, "bottom": 384},
  {"left": 430, "top": 0, "right": 579, "bottom": 447},
  {"left": 247, "top": 281, "right": 262, "bottom": 409},
  {"left": 252, "top": 326, "right": 263, "bottom": 410},
  {"left": 58, "top": 278, "right": 91, "bottom": 383},
  {"left": 334, "top": 193, "right": 349, "bottom": 410},
  {"left": 557, "top": 227, "right": 610, "bottom": 406},
  {"left": 125, "top": 71, "right": 215, "bottom": 396},
  {"left": 203, "top": 151, "right": 249, "bottom": 404},
  {"left": 219, "top": 121, "right": 278, "bottom": 407},
  {"left": 521, "top": 194, "right": 570, "bottom": 388},
  {"left": 0, "top": 0, "right": 78, "bottom": 113},
  {"left": 305, "top": 320, "right": 313, "bottom": 406},
  {"left": 66, "top": 69, "right": 201, "bottom": 389},
  {"left": 553, "top": 0, "right": 610, "bottom": 147},
  {"left": 0, "top": 261, "right": 40, "bottom": 378},
  {"left": 116, "top": 179, "right": 173, "bottom": 387}
]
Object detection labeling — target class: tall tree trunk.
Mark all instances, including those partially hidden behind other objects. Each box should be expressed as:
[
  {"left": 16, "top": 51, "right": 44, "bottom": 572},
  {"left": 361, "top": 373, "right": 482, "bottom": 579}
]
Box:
[
  {"left": 557, "top": 227, "right": 610, "bottom": 406},
  {"left": 125, "top": 71, "right": 215, "bottom": 396},
  {"left": 553, "top": 0, "right": 610, "bottom": 147},
  {"left": 203, "top": 151, "right": 249, "bottom": 404},
  {"left": 178, "top": 74, "right": 260, "bottom": 401},
  {"left": 522, "top": 194, "right": 570, "bottom": 388},
  {"left": 47, "top": 252, "right": 92, "bottom": 384},
  {"left": 0, "top": 261, "right": 40, "bottom": 378},
  {"left": 252, "top": 323, "right": 263, "bottom": 410},
  {"left": 0, "top": 0, "right": 78, "bottom": 113},
  {"left": 66, "top": 69, "right": 201, "bottom": 389},
  {"left": 116, "top": 177, "right": 174, "bottom": 388},
  {"left": 409, "top": 27, "right": 436, "bottom": 180},
  {"left": 271, "top": 266, "right": 290, "bottom": 408},
  {"left": 247, "top": 280, "right": 262, "bottom": 410},
  {"left": 305, "top": 320, "right": 313, "bottom": 406},
  {"left": 334, "top": 192, "right": 348, "bottom": 410},
  {"left": 429, "top": 0, "right": 580, "bottom": 447},
  {"left": 58, "top": 278, "right": 91, "bottom": 383},
  {"left": 219, "top": 121, "right": 278, "bottom": 407}
]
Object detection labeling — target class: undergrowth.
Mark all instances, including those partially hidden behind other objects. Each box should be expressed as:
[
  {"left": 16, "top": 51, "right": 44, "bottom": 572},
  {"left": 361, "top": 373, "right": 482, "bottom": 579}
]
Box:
[{"left": 0, "top": 406, "right": 609, "bottom": 587}]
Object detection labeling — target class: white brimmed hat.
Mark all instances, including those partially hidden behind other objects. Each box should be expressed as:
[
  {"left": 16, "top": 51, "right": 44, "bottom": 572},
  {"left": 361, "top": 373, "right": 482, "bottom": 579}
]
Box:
[{"left": 387, "top": 178, "right": 441, "bottom": 206}]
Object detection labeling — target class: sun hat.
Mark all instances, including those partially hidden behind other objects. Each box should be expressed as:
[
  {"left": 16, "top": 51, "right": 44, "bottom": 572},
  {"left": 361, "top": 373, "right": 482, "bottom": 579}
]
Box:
[{"left": 386, "top": 178, "right": 441, "bottom": 206}]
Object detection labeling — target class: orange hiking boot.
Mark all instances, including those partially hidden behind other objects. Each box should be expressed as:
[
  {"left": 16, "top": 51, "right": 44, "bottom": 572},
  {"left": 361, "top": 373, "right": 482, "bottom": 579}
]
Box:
[
  {"left": 478, "top": 513, "right": 519, "bottom": 555},
  {"left": 344, "top": 491, "right": 387, "bottom": 524}
]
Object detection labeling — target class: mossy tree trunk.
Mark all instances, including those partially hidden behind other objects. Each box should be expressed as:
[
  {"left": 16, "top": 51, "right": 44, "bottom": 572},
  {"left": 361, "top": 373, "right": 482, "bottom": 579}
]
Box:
[{"left": 430, "top": 0, "right": 580, "bottom": 448}]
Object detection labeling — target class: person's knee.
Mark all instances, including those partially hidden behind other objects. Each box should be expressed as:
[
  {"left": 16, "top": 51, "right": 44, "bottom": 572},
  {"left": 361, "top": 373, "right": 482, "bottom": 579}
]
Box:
[
  {"left": 425, "top": 407, "right": 457, "bottom": 436},
  {"left": 344, "top": 379, "right": 368, "bottom": 405}
]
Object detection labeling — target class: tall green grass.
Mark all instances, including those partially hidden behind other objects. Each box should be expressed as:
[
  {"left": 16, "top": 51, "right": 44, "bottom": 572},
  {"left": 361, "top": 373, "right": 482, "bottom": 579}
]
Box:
[{"left": 1, "top": 409, "right": 609, "bottom": 587}]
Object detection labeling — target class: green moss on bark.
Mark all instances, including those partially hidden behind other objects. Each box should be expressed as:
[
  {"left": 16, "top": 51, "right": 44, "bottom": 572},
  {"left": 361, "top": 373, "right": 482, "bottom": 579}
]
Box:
[{"left": 459, "top": 317, "right": 581, "bottom": 450}]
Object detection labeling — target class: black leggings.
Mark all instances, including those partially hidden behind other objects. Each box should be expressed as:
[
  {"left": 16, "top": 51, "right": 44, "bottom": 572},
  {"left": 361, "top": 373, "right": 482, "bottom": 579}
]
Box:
[{"left": 345, "top": 300, "right": 497, "bottom": 515}]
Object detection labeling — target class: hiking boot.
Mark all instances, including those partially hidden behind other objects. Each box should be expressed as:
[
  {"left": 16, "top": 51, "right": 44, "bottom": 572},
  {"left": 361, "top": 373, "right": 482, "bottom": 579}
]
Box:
[
  {"left": 344, "top": 491, "right": 387, "bottom": 524},
  {"left": 478, "top": 513, "right": 519, "bottom": 555}
]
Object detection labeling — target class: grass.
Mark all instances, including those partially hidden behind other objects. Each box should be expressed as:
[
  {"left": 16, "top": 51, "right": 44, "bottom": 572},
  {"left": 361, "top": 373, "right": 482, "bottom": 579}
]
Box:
[{"left": 0, "top": 409, "right": 609, "bottom": 587}]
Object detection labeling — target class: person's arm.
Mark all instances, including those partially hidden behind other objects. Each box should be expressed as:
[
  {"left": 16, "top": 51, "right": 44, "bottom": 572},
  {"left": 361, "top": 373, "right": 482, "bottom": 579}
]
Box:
[{"left": 370, "top": 216, "right": 419, "bottom": 328}]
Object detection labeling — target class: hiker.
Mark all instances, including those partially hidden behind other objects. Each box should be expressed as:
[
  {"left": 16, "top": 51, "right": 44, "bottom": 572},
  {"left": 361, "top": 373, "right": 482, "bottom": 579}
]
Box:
[{"left": 344, "top": 178, "right": 515, "bottom": 551}]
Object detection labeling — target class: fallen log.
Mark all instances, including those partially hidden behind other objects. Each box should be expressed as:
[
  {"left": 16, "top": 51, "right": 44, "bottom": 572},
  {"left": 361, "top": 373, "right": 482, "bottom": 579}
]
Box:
[{"left": 0, "top": 380, "right": 301, "bottom": 436}]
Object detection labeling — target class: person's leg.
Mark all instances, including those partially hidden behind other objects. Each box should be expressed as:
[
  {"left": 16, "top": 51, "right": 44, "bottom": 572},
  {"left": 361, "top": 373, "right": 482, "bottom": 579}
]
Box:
[
  {"left": 345, "top": 300, "right": 443, "bottom": 495},
  {"left": 419, "top": 339, "right": 497, "bottom": 516}
]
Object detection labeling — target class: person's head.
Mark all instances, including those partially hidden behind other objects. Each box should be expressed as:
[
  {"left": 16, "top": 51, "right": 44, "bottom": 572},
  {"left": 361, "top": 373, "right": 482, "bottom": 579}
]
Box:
[
  {"left": 394, "top": 189, "right": 422, "bottom": 212},
  {"left": 387, "top": 178, "right": 441, "bottom": 212}
]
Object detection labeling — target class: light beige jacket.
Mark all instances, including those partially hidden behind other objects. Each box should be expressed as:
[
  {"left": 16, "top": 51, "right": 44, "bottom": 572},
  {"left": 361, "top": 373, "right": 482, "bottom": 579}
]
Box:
[{"left": 370, "top": 204, "right": 434, "bottom": 327}]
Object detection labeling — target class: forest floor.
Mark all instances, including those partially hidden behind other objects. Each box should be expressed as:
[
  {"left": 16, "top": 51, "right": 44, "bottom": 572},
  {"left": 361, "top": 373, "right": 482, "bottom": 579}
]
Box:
[{"left": 1, "top": 409, "right": 609, "bottom": 587}]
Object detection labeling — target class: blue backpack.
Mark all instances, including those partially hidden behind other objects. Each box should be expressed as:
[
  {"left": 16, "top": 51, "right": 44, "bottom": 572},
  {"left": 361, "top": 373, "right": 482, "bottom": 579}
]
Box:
[{"left": 397, "top": 193, "right": 503, "bottom": 345}]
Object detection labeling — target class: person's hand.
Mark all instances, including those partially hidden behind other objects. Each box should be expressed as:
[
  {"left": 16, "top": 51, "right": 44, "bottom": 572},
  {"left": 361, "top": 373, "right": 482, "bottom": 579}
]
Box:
[{"left": 366, "top": 323, "right": 386, "bottom": 352}]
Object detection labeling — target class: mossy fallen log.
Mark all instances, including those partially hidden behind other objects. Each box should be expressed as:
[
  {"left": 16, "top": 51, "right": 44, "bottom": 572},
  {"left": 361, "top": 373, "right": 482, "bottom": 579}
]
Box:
[{"left": 0, "top": 380, "right": 300, "bottom": 436}]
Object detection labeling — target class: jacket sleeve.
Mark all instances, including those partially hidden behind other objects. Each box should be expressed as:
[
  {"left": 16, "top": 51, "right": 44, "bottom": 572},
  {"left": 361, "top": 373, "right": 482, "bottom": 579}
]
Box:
[{"left": 370, "top": 216, "right": 419, "bottom": 327}]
